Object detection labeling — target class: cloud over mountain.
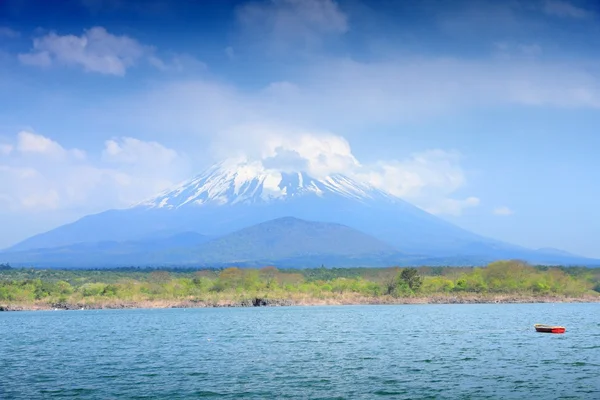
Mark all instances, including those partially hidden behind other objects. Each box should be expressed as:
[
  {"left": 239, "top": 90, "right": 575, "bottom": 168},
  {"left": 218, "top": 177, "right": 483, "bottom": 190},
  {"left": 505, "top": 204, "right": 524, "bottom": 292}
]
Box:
[
  {"left": 0, "top": 126, "right": 476, "bottom": 222},
  {"left": 211, "top": 124, "right": 478, "bottom": 216}
]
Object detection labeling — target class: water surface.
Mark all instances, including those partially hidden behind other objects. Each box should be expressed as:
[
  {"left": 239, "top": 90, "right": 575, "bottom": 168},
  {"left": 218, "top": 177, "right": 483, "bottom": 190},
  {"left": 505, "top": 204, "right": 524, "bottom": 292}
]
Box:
[{"left": 1, "top": 303, "right": 599, "bottom": 399}]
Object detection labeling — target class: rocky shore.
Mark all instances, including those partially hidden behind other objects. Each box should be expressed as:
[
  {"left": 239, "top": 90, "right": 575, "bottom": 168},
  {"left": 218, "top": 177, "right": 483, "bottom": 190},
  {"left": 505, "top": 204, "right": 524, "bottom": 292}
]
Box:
[
  {"left": 0, "top": 297, "right": 295, "bottom": 311},
  {"left": 1, "top": 294, "right": 599, "bottom": 311}
]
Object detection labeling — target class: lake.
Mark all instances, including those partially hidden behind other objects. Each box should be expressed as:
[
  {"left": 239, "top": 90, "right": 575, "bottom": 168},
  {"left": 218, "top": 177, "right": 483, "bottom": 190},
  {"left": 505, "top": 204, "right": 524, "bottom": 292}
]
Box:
[{"left": 1, "top": 303, "right": 599, "bottom": 399}]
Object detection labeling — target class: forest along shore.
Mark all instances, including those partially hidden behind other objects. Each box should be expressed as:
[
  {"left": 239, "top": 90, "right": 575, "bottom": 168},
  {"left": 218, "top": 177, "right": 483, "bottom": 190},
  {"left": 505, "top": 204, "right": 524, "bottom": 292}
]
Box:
[{"left": 1, "top": 261, "right": 600, "bottom": 311}]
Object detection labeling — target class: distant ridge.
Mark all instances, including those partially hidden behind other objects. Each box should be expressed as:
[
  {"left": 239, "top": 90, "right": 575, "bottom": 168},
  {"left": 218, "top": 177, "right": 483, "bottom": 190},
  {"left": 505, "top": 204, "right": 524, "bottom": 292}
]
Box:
[
  {"left": 186, "top": 216, "right": 399, "bottom": 263},
  {"left": 1, "top": 217, "right": 401, "bottom": 268},
  {"left": 3, "top": 216, "right": 599, "bottom": 269}
]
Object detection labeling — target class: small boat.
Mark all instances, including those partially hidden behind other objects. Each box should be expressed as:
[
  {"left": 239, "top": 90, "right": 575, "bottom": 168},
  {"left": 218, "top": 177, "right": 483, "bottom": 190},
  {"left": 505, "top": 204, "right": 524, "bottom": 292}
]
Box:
[{"left": 534, "top": 324, "right": 566, "bottom": 334}]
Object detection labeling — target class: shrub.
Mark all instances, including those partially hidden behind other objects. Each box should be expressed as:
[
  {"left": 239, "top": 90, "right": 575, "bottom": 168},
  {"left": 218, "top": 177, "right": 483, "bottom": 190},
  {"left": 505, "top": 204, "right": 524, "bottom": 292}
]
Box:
[
  {"left": 102, "top": 284, "right": 119, "bottom": 297},
  {"left": 80, "top": 283, "right": 106, "bottom": 297}
]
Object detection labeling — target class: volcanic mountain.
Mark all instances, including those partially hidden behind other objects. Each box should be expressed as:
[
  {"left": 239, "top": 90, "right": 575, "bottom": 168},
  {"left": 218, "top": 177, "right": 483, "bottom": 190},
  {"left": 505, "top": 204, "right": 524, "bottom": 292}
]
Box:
[
  {"left": 8, "top": 159, "right": 484, "bottom": 253},
  {"left": 4, "top": 159, "right": 599, "bottom": 267}
]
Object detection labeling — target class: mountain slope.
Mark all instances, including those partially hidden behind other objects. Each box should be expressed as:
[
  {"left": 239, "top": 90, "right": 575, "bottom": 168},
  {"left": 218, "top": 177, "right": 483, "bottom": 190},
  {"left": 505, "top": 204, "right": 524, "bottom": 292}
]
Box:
[
  {"left": 5, "top": 158, "right": 597, "bottom": 266},
  {"left": 1, "top": 231, "right": 212, "bottom": 267},
  {"left": 1, "top": 217, "right": 401, "bottom": 268},
  {"left": 188, "top": 216, "right": 399, "bottom": 263}
]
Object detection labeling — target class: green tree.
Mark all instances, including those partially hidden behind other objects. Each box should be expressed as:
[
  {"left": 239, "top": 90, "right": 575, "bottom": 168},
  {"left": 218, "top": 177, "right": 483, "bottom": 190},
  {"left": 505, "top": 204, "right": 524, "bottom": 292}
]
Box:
[
  {"left": 400, "top": 268, "right": 423, "bottom": 292},
  {"left": 56, "top": 281, "right": 73, "bottom": 295}
]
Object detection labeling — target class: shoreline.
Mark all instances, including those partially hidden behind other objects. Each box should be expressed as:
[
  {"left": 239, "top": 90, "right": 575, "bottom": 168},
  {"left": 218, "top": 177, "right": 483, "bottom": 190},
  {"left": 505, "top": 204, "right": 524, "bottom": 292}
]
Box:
[{"left": 2, "top": 293, "right": 599, "bottom": 311}]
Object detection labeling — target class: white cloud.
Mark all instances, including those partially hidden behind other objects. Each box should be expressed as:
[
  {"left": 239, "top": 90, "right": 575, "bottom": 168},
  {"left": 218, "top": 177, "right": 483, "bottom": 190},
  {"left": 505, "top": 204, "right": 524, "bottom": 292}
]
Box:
[
  {"left": 543, "top": 0, "right": 592, "bottom": 18},
  {"left": 110, "top": 57, "right": 600, "bottom": 141},
  {"left": 0, "top": 27, "right": 20, "bottom": 39},
  {"left": 214, "top": 124, "right": 359, "bottom": 177},
  {"left": 236, "top": 0, "right": 348, "bottom": 52},
  {"left": 293, "top": 58, "right": 600, "bottom": 122},
  {"left": 357, "top": 150, "right": 465, "bottom": 198},
  {"left": 212, "top": 124, "right": 477, "bottom": 215},
  {"left": 102, "top": 137, "right": 179, "bottom": 165},
  {"left": 18, "top": 51, "right": 52, "bottom": 67},
  {"left": 99, "top": 137, "right": 190, "bottom": 198},
  {"left": 0, "top": 165, "right": 40, "bottom": 179},
  {"left": 18, "top": 27, "right": 152, "bottom": 76},
  {"left": 493, "top": 206, "right": 514, "bottom": 216},
  {"left": 0, "top": 132, "right": 190, "bottom": 213},
  {"left": 17, "top": 131, "right": 67, "bottom": 156},
  {"left": 16, "top": 131, "right": 85, "bottom": 160},
  {"left": 356, "top": 149, "right": 478, "bottom": 215}
]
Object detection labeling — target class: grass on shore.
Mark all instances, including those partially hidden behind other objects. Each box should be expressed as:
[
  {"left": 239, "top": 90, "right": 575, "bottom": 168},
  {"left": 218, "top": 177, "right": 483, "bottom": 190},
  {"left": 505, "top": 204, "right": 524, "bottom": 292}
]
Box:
[{"left": 1, "top": 260, "right": 599, "bottom": 310}]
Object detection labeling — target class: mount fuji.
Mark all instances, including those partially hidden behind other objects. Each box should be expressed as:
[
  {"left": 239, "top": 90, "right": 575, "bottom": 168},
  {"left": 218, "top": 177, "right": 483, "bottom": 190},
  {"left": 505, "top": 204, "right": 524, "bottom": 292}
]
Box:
[{"left": 3, "top": 159, "right": 599, "bottom": 267}]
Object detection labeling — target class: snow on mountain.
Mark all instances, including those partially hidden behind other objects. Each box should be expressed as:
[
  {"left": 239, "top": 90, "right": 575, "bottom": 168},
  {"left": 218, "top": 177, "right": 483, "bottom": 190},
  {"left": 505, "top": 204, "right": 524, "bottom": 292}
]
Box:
[{"left": 134, "top": 159, "right": 396, "bottom": 209}]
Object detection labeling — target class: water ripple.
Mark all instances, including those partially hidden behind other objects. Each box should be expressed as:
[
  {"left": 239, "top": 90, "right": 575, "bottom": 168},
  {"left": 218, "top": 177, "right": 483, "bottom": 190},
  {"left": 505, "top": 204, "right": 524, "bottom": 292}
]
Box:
[{"left": 1, "top": 303, "right": 600, "bottom": 399}]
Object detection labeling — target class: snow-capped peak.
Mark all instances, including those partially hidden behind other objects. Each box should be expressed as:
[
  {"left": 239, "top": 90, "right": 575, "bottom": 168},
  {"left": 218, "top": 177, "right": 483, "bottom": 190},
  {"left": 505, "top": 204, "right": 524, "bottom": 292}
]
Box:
[{"left": 134, "top": 158, "right": 396, "bottom": 209}]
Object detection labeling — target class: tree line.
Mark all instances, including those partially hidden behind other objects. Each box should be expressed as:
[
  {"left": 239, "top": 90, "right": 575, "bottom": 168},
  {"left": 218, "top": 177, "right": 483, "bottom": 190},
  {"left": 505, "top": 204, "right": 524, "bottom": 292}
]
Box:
[{"left": 1, "top": 260, "right": 599, "bottom": 306}]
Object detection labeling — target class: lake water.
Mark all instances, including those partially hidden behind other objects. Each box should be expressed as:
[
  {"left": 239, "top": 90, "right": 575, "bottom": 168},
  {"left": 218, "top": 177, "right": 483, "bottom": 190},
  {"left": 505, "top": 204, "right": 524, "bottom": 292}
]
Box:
[{"left": 1, "top": 303, "right": 599, "bottom": 399}]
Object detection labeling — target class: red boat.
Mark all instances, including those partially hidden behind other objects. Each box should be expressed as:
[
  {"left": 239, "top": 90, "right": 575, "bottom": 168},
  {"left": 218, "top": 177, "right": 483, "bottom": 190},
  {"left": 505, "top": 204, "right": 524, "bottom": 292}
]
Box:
[{"left": 534, "top": 324, "right": 566, "bottom": 334}]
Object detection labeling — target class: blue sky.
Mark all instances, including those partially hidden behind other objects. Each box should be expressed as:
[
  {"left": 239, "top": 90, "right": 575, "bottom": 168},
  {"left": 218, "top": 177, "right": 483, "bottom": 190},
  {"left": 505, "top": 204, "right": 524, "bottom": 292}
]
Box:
[{"left": 1, "top": 0, "right": 599, "bottom": 257}]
